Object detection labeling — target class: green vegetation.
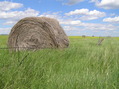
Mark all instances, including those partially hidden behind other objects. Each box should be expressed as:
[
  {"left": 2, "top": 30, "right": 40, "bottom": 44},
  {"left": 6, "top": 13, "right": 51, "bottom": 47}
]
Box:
[
  {"left": 0, "top": 36, "right": 8, "bottom": 47},
  {"left": 0, "top": 35, "right": 119, "bottom": 89}
]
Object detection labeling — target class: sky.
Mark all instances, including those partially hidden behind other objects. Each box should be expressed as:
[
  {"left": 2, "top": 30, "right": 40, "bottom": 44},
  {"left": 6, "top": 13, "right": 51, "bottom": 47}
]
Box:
[{"left": 0, "top": 0, "right": 119, "bottom": 36}]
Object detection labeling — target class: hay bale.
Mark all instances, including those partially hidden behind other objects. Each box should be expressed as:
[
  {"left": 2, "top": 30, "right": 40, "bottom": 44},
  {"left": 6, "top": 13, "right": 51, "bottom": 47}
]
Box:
[
  {"left": 8, "top": 17, "right": 69, "bottom": 51},
  {"left": 82, "top": 35, "right": 86, "bottom": 38}
]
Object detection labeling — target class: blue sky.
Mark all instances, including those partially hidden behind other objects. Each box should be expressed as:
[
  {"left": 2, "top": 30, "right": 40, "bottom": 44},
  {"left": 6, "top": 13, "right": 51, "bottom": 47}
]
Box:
[{"left": 0, "top": 0, "right": 119, "bottom": 36}]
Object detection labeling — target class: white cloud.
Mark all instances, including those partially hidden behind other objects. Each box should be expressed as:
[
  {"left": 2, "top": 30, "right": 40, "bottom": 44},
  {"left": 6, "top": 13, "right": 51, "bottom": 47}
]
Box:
[
  {"left": 63, "top": 26, "right": 79, "bottom": 31},
  {"left": 0, "top": 1, "right": 40, "bottom": 35},
  {"left": 103, "top": 16, "right": 119, "bottom": 23},
  {"left": 65, "top": 9, "right": 88, "bottom": 16},
  {"left": 60, "top": 19, "right": 118, "bottom": 31},
  {"left": 65, "top": 9, "right": 106, "bottom": 20},
  {"left": 0, "top": 28, "right": 11, "bottom": 34},
  {"left": 0, "top": 8, "right": 39, "bottom": 25},
  {"left": 0, "top": 1, "right": 39, "bottom": 25},
  {"left": 38, "top": 12, "right": 118, "bottom": 31},
  {"left": 0, "top": 1, "right": 23, "bottom": 11},
  {"left": 60, "top": 20, "right": 81, "bottom": 26},
  {"left": 80, "top": 15, "right": 100, "bottom": 20},
  {"left": 0, "top": 1, "right": 118, "bottom": 36},
  {"left": 91, "top": 0, "right": 119, "bottom": 9},
  {"left": 39, "top": 12, "right": 62, "bottom": 21},
  {"left": 0, "top": 8, "right": 39, "bottom": 20},
  {"left": 65, "top": 9, "right": 106, "bottom": 16},
  {"left": 81, "top": 23, "right": 118, "bottom": 31},
  {"left": 3, "top": 21, "right": 17, "bottom": 25}
]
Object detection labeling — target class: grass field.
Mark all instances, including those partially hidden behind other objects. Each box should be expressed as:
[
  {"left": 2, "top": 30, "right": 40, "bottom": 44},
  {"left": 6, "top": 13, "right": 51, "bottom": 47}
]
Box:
[{"left": 0, "top": 35, "right": 119, "bottom": 89}]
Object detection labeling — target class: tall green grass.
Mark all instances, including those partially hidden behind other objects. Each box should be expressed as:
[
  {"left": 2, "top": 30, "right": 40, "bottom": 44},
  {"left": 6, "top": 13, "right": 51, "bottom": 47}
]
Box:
[{"left": 0, "top": 36, "right": 119, "bottom": 89}]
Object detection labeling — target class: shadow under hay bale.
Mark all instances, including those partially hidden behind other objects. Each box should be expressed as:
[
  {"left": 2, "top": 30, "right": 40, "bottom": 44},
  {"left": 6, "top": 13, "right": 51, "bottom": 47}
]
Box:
[{"left": 8, "top": 17, "right": 69, "bottom": 51}]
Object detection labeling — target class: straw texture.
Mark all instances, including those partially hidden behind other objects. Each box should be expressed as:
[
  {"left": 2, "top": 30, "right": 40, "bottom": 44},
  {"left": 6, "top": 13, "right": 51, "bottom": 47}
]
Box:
[{"left": 8, "top": 17, "right": 69, "bottom": 51}]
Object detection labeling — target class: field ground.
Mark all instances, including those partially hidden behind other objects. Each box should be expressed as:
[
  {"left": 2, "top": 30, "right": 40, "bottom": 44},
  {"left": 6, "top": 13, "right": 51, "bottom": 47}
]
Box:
[{"left": 0, "top": 35, "right": 119, "bottom": 89}]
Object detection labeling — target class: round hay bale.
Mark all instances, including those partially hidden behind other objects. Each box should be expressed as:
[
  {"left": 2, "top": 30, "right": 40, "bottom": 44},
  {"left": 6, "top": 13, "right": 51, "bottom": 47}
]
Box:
[{"left": 8, "top": 17, "right": 69, "bottom": 51}]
